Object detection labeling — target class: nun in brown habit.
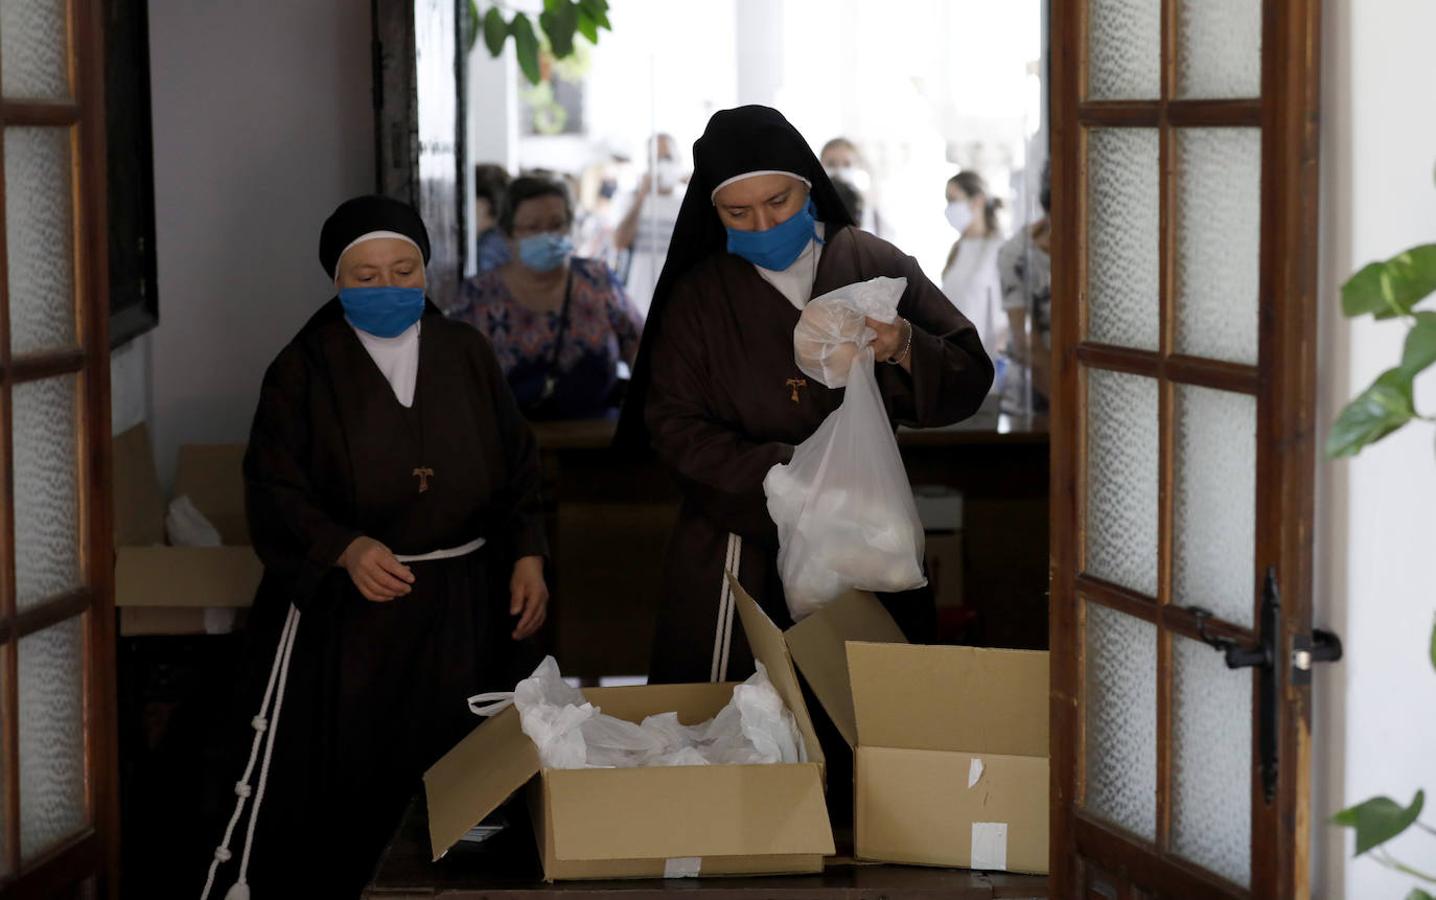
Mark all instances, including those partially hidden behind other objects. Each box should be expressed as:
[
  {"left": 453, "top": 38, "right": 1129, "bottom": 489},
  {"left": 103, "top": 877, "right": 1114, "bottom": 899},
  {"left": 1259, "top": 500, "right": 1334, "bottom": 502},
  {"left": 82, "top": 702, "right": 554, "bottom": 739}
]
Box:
[
  {"left": 201, "top": 196, "right": 547, "bottom": 899},
  {"left": 618, "top": 106, "right": 993, "bottom": 686}
]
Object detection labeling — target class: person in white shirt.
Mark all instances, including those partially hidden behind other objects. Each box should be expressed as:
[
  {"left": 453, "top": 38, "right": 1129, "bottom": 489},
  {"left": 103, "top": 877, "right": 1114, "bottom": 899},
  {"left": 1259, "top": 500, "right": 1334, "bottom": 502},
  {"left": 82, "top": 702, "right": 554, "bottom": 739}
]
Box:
[
  {"left": 940, "top": 170, "right": 1007, "bottom": 362},
  {"left": 614, "top": 132, "right": 687, "bottom": 317}
]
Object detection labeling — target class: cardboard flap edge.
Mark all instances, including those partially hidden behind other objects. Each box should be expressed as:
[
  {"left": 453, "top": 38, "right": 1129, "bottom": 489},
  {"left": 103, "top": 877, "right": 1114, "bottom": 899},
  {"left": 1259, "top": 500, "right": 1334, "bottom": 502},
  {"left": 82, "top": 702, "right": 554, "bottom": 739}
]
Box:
[
  {"left": 783, "top": 591, "right": 907, "bottom": 748},
  {"left": 727, "top": 574, "right": 823, "bottom": 768},
  {"left": 423, "top": 706, "right": 541, "bottom": 861}
]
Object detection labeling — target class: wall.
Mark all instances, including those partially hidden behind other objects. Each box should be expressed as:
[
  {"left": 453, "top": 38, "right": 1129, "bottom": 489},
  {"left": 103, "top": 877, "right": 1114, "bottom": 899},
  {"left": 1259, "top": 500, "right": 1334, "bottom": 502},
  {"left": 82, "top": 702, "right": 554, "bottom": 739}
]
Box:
[
  {"left": 1316, "top": 0, "right": 1436, "bottom": 896},
  {"left": 143, "top": 0, "right": 375, "bottom": 486}
]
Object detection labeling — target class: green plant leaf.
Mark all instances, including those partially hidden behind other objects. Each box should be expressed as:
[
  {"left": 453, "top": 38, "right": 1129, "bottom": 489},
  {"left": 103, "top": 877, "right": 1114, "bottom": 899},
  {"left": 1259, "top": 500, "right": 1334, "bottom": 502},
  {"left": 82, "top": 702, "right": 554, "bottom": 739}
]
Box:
[
  {"left": 539, "top": 2, "right": 577, "bottom": 58},
  {"left": 1332, "top": 790, "right": 1425, "bottom": 855},
  {"left": 482, "top": 6, "right": 507, "bottom": 57},
  {"left": 1342, "top": 245, "right": 1436, "bottom": 320},
  {"left": 579, "top": 0, "right": 611, "bottom": 30},
  {"left": 1408, "top": 889, "right": 1435, "bottom": 900},
  {"left": 1402, "top": 312, "right": 1436, "bottom": 377},
  {"left": 510, "top": 13, "right": 542, "bottom": 84},
  {"left": 575, "top": 7, "right": 599, "bottom": 43},
  {"left": 1326, "top": 368, "right": 1417, "bottom": 458}
]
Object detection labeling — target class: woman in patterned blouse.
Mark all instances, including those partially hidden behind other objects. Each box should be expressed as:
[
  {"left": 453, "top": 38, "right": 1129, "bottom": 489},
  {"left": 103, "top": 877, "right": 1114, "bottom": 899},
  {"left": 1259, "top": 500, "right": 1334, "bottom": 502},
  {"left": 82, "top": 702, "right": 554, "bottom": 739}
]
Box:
[{"left": 450, "top": 175, "right": 644, "bottom": 420}]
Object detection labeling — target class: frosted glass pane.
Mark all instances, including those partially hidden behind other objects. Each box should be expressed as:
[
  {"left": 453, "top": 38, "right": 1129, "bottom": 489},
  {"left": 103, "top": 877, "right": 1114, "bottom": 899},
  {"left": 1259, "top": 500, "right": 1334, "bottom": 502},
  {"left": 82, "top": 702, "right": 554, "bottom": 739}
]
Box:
[
  {"left": 18, "top": 615, "right": 87, "bottom": 863},
  {"left": 1176, "top": 0, "right": 1262, "bottom": 99},
  {"left": 0, "top": 0, "right": 71, "bottom": 100},
  {"left": 1088, "top": 0, "right": 1161, "bottom": 100},
  {"left": 4, "top": 127, "right": 77, "bottom": 354},
  {"left": 1174, "top": 385, "right": 1257, "bottom": 628},
  {"left": 1174, "top": 129, "right": 1262, "bottom": 364},
  {"left": 1088, "top": 129, "right": 1160, "bottom": 351},
  {"left": 13, "top": 375, "right": 80, "bottom": 612},
  {"left": 1085, "top": 369, "right": 1159, "bottom": 596},
  {"left": 1084, "top": 602, "right": 1158, "bottom": 841},
  {"left": 1173, "top": 634, "right": 1252, "bottom": 887}
]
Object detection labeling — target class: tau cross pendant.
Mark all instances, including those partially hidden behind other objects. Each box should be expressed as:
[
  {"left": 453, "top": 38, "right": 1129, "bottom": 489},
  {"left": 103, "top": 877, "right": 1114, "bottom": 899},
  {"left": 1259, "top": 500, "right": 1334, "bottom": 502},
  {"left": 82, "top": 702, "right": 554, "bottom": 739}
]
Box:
[
  {"left": 785, "top": 378, "right": 807, "bottom": 404},
  {"left": 412, "top": 466, "right": 434, "bottom": 493}
]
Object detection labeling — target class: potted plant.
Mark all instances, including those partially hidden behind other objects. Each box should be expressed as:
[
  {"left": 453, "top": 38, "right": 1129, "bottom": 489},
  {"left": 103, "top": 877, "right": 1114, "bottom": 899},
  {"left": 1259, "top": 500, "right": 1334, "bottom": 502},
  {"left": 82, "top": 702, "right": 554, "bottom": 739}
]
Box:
[{"left": 1328, "top": 172, "right": 1436, "bottom": 899}]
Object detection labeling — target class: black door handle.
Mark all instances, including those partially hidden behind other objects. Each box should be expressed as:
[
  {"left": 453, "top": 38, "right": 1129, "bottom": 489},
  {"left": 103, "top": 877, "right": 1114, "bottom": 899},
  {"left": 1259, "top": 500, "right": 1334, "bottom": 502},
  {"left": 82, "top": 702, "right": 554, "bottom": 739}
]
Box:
[{"left": 1185, "top": 568, "right": 1281, "bottom": 803}]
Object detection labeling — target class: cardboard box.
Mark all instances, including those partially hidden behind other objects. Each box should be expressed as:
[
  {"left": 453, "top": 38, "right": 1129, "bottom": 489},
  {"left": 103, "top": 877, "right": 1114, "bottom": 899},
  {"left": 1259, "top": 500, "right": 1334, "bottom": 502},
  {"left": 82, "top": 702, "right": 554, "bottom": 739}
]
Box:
[
  {"left": 759, "top": 585, "right": 1050, "bottom": 875},
  {"left": 423, "top": 588, "right": 836, "bottom": 881},
  {"left": 112, "top": 425, "right": 262, "bottom": 635}
]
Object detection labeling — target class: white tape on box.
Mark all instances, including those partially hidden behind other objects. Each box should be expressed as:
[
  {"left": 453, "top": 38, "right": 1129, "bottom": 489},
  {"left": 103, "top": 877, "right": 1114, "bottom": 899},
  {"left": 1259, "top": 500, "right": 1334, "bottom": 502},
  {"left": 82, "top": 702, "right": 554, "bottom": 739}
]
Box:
[
  {"left": 967, "top": 757, "right": 985, "bottom": 788},
  {"left": 970, "top": 822, "right": 1008, "bottom": 871},
  {"left": 664, "top": 857, "right": 702, "bottom": 878}
]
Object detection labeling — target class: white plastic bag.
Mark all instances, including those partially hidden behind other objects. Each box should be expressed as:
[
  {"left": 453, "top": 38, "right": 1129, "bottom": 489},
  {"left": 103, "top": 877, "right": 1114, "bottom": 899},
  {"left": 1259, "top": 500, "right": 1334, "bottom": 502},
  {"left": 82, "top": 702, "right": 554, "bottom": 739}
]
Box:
[
  {"left": 166, "top": 494, "right": 222, "bottom": 547},
  {"left": 792, "top": 275, "right": 907, "bottom": 387},
  {"left": 472, "top": 657, "right": 806, "bottom": 769},
  {"left": 765, "top": 277, "right": 926, "bottom": 621}
]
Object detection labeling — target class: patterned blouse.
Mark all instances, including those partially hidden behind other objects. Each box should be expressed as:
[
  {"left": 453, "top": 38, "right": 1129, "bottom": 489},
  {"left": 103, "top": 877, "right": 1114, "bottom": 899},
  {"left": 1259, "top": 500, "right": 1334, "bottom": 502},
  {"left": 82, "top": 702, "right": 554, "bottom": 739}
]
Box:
[{"left": 450, "top": 257, "right": 643, "bottom": 419}]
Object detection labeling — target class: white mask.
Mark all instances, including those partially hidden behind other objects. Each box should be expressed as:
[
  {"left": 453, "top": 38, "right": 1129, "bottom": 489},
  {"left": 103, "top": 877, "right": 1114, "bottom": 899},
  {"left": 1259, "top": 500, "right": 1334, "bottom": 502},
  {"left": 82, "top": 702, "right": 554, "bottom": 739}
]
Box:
[
  {"left": 945, "top": 200, "right": 974, "bottom": 233},
  {"left": 655, "top": 159, "right": 682, "bottom": 192},
  {"left": 826, "top": 165, "right": 871, "bottom": 194}
]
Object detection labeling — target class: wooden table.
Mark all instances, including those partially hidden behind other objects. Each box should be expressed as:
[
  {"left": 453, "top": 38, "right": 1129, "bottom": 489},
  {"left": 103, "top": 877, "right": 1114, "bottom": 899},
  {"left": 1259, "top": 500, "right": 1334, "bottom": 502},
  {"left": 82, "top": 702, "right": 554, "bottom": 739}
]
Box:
[
  {"left": 364, "top": 798, "right": 1048, "bottom": 899},
  {"left": 531, "top": 416, "right": 1050, "bottom": 679}
]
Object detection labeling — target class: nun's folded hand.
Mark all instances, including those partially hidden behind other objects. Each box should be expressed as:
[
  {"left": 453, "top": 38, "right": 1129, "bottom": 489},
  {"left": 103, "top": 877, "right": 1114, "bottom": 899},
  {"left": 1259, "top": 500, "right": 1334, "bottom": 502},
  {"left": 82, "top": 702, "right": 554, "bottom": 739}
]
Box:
[
  {"left": 865, "top": 316, "right": 913, "bottom": 371},
  {"left": 340, "top": 536, "right": 415, "bottom": 602}
]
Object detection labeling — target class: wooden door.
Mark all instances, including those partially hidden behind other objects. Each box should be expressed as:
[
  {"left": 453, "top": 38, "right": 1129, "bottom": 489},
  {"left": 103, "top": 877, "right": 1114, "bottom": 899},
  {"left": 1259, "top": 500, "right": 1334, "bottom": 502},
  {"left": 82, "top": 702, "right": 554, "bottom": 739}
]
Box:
[
  {"left": 1048, "top": 0, "right": 1321, "bottom": 897},
  {"left": 0, "top": 0, "right": 118, "bottom": 896}
]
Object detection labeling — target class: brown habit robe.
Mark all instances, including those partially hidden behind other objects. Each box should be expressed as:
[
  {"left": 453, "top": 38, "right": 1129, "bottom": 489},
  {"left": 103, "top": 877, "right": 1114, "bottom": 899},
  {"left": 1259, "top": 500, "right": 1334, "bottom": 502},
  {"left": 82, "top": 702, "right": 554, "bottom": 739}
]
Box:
[
  {"left": 644, "top": 225, "right": 993, "bottom": 684},
  {"left": 206, "top": 300, "right": 545, "bottom": 898}
]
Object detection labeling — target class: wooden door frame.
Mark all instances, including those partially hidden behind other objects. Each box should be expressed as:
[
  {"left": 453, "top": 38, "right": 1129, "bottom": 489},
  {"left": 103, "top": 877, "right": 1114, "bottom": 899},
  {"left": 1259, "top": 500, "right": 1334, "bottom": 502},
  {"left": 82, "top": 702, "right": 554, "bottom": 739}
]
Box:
[
  {"left": 1048, "top": 0, "right": 1322, "bottom": 896},
  {"left": 0, "top": 0, "right": 118, "bottom": 896}
]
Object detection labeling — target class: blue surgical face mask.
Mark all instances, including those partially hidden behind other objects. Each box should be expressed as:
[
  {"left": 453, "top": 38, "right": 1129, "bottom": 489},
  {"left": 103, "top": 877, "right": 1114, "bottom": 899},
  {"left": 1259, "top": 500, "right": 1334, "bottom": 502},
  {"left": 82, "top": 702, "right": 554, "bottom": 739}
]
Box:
[
  {"left": 339, "top": 285, "right": 425, "bottom": 338},
  {"left": 725, "top": 198, "right": 820, "bottom": 271},
  {"left": 518, "top": 233, "right": 573, "bottom": 273}
]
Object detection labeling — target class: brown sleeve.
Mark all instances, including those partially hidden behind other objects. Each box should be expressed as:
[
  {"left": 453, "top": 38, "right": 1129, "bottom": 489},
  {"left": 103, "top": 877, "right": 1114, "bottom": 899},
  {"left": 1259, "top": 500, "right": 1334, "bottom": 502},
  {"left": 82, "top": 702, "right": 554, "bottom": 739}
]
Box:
[
  {"left": 243, "top": 345, "right": 362, "bottom": 611},
  {"left": 644, "top": 280, "right": 792, "bottom": 547},
  {"left": 872, "top": 243, "right": 994, "bottom": 427}
]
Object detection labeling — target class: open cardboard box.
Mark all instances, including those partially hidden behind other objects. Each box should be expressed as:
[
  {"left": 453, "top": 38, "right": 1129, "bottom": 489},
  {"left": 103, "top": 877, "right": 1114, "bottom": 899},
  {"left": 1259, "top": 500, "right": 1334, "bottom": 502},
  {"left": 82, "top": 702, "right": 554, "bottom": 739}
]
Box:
[
  {"left": 112, "top": 425, "right": 262, "bottom": 636},
  {"left": 423, "top": 586, "right": 836, "bottom": 881},
  {"left": 752, "top": 579, "right": 1051, "bottom": 875}
]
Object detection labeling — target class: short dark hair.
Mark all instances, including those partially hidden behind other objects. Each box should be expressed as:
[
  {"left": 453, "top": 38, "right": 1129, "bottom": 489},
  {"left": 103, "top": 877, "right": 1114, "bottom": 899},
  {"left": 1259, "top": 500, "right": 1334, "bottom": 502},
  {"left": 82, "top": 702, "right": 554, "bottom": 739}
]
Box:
[
  {"left": 474, "top": 163, "right": 510, "bottom": 211},
  {"left": 498, "top": 175, "right": 573, "bottom": 236}
]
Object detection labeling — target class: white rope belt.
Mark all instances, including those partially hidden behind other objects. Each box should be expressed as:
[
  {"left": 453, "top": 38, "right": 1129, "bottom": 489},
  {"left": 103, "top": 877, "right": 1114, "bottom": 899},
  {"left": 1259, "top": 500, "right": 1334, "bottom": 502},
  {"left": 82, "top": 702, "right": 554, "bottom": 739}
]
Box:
[
  {"left": 710, "top": 533, "right": 743, "bottom": 683},
  {"left": 394, "top": 535, "right": 486, "bottom": 563},
  {"left": 201, "top": 603, "right": 300, "bottom": 900}
]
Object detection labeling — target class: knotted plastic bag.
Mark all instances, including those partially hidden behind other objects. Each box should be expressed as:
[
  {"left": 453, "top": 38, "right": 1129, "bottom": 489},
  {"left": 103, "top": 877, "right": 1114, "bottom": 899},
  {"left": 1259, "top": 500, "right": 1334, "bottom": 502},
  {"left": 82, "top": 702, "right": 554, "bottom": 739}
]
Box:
[
  {"left": 792, "top": 275, "right": 907, "bottom": 387},
  {"left": 765, "top": 276, "right": 926, "bottom": 621}
]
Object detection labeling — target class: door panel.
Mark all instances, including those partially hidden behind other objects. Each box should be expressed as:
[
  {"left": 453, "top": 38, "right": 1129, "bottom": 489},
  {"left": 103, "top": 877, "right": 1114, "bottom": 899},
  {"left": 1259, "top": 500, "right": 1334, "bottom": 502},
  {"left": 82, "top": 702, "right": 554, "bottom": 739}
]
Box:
[
  {"left": 1050, "top": 0, "right": 1322, "bottom": 896},
  {"left": 0, "top": 0, "right": 119, "bottom": 895}
]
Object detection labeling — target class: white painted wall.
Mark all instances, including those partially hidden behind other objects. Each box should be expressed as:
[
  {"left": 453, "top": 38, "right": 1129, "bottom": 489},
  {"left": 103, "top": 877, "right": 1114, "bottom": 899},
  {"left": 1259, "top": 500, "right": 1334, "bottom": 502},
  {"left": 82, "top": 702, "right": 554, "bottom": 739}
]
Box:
[
  {"left": 144, "top": 0, "right": 374, "bottom": 487},
  {"left": 1315, "top": 1, "right": 1436, "bottom": 896}
]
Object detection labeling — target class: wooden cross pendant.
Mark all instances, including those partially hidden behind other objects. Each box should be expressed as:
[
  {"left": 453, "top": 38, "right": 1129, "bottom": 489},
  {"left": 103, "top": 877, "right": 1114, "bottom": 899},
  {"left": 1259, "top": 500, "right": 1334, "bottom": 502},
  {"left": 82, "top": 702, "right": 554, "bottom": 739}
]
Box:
[
  {"left": 786, "top": 378, "right": 807, "bottom": 404},
  {"left": 412, "top": 466, "right": 434, "bottom": 493}
]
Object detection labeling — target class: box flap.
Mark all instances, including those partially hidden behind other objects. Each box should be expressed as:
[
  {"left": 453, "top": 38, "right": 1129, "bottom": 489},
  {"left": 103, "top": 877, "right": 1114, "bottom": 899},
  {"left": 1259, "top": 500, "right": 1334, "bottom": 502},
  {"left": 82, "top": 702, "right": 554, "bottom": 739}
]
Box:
[
  {"left": 114, "top": 546, "right": 262, "bottom": 608},
  {"left": 546, "top": 762, "right": 834, "bottom": 861},
  {"left": 729, "top": 575, "right": 822, "bottom": 767},
  {"left": 174, "top": 443, "right": 249, "bottom": 545},
  {"left": 424, "top": 706, "right": 540, "bottom": 861},
  {"left": 847, "top": 642, "right": 1048, "bottom": 757},
  {"left": 112, "top": 425, "right": 166, "bottom": 548},
  {"left": 783, "top": 591, "right": 908, "bottom": 747}
]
